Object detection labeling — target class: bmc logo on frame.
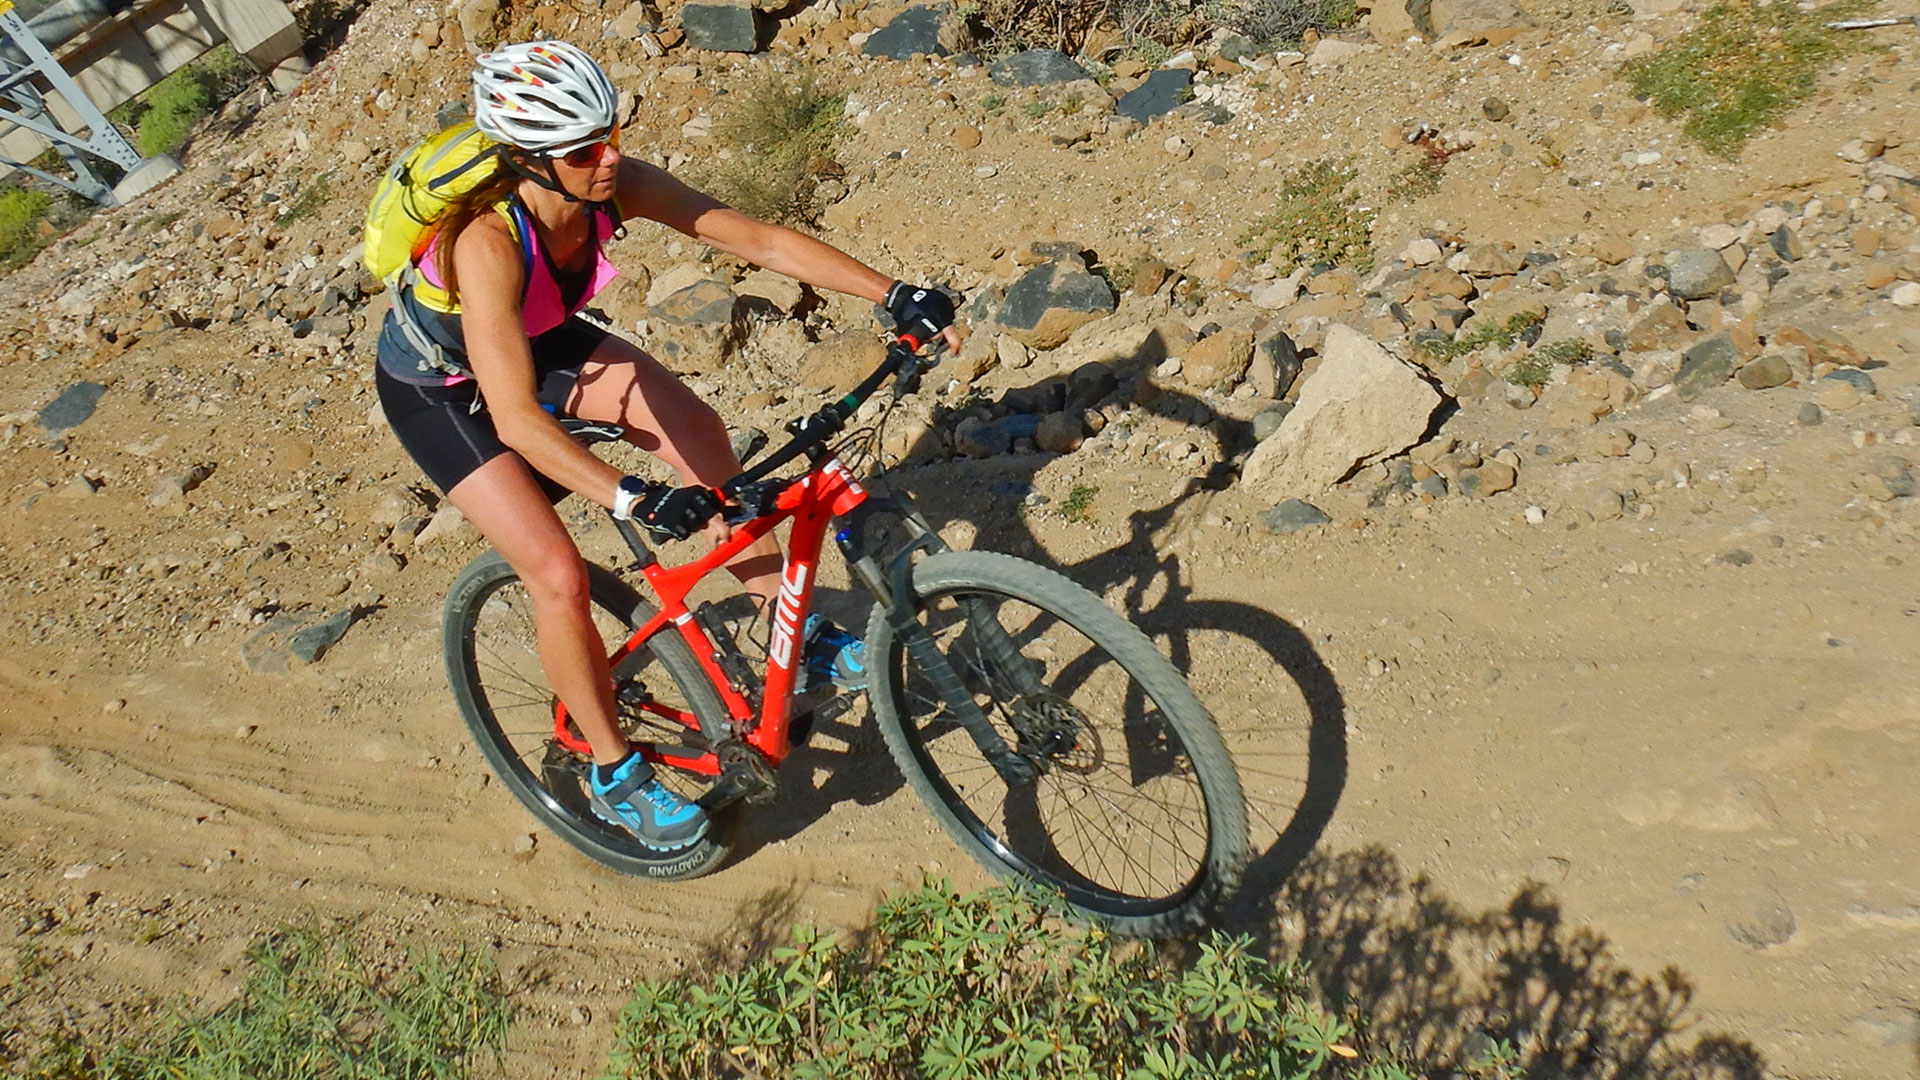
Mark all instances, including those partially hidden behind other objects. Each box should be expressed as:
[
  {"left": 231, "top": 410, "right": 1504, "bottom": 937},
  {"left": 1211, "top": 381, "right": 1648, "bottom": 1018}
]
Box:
[{"left": 767, "top": 561, "right": 811, "bottom": 671}]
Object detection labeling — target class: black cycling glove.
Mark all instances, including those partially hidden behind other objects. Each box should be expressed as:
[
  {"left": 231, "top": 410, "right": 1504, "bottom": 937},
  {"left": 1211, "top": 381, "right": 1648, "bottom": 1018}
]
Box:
[
  {"left": 885, "top": 281, "right": 957, "bottom": 342},
  {"left": 614, "top": 477, "right": 722, "bottom": 541}
]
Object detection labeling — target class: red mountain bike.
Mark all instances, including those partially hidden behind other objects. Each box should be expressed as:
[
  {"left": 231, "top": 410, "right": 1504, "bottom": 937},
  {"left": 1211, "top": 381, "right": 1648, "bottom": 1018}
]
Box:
[{"left": 441, "top": 336, "right": 1248, "bottom": 935}]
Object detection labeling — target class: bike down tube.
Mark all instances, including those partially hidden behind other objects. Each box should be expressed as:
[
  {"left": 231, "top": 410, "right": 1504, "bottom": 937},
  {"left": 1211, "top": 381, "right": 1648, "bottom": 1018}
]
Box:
[{"left": 546, "top": 508, "right": 791, "bottom": 763}]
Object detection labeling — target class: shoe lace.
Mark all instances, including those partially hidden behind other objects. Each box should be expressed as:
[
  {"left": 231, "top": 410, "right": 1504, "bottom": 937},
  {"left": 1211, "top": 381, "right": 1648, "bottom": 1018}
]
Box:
[{"left": 639, "top": 781, "right": 685, "bottom": 813}]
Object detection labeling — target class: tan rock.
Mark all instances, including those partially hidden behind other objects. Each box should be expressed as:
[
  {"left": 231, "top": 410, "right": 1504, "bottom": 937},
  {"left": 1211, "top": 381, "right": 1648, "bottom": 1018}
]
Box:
[
  {"left": 952, "top": 124, "right": 982, "bottom": 150},
  {"left": 735, "top": 269, "right": 805, "bottom": 313},
  {"left": 1181, "top": 329, "right": 1254, "bottom": 390},
  {"left": 797, "top": 332, "right": 887, "bottom": 395},
  {"left": 1241, "top": 325, "right": 1444, "bottom": 501}
]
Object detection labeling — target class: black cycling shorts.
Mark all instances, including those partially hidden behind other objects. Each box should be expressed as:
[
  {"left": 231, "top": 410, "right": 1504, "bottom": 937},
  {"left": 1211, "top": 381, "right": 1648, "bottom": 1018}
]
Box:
[{"left": 375, "top": 316, "right": 613, "bottom": 497}]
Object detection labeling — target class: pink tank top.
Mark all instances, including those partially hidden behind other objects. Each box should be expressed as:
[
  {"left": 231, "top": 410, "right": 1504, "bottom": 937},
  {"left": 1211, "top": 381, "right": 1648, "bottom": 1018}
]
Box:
[{"left": 417, "top": 197, "right": 620, "bottom": 341}]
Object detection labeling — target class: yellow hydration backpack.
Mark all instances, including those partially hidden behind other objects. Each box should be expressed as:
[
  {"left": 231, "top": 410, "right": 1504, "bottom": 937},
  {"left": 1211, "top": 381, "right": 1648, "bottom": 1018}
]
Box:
[{"left": 362, "top": 122, "right": 505, "bottom": 290}]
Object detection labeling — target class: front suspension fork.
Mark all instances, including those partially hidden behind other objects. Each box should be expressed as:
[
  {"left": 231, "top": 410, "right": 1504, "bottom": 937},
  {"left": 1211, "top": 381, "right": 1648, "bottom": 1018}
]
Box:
[{"left": 842, "top": 496, "right": 1042, "bottom": 786}]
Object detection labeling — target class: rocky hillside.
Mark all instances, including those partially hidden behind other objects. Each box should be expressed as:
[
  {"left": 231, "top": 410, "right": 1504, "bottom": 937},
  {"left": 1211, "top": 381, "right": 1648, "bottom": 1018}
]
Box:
[{"left": 2, "top": 0, "right": 1918, "bottom": 1074}]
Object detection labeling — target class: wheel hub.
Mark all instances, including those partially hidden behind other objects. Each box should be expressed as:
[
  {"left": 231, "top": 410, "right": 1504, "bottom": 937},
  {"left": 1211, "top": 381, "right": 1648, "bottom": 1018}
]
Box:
[{"left": 1008, "top": 693, "right": 1099, "bottom": 774}]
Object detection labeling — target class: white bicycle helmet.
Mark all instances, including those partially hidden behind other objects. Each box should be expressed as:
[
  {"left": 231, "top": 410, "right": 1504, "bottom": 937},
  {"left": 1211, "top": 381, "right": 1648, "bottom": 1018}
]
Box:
[{"left": 471, "top": 41, "right": 618, "bottom": 156}]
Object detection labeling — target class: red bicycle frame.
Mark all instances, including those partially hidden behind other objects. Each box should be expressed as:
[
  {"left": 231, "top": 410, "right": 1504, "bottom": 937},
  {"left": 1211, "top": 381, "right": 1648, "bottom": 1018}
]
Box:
[{"left": 548, "top": 453, "right": 874, "bottom": 773}]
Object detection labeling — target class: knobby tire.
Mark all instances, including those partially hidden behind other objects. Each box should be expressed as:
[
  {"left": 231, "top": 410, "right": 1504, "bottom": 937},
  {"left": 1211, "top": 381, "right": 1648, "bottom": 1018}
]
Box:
[
  {"left": 443, "top": 551, "right": 734, "bottom": 880},
  {"left": 866, "top": 550, "right": 1249, "bottom": 937}
]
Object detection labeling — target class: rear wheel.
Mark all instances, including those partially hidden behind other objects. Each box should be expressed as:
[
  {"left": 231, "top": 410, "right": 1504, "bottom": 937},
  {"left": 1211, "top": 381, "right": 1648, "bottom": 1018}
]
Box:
[
  {"left": 443, "top": 551, "right": 735, "bottom": 880},
  {"left": 866, "top": 551, "right": 1248, "bottom": 936}
]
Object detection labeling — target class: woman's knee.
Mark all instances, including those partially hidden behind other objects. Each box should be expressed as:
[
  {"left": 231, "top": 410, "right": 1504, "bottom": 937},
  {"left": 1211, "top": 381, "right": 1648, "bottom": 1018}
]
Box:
[{"left": 516, "top": 548, "right": 593, "bottom": 609}]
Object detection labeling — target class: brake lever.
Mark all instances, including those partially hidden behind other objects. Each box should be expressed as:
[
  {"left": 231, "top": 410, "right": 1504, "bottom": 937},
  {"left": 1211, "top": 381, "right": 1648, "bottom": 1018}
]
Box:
[
  {"left": 893, "top": 339, "right": 947, "bottom": 399},
  {"left": 724, "top": 478, "right": 784, "bottom": 525}
]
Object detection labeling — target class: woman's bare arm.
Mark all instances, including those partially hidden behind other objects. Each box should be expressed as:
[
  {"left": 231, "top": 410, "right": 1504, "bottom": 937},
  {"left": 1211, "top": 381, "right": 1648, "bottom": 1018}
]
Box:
[{"left": 453, "top": 216, "right": 624, "bottom": 507}]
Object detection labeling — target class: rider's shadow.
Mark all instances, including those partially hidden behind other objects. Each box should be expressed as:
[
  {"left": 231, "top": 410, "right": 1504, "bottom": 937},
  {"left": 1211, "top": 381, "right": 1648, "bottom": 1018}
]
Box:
[{"left": 721, "top": 322, "right": 1348, "bottom": 916}]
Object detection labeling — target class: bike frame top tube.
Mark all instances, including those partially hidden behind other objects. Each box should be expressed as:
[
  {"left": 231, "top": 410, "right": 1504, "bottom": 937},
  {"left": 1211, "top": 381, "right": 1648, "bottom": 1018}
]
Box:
[{"left": 550, "top": 453, "right": 872, "bottom": 767}]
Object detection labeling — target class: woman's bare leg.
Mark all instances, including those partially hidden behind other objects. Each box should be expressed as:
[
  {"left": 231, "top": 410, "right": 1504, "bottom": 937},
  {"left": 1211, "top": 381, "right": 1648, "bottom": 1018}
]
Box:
[
  {"left": 565, "top": 335, "right": 782, "bottom": 609},
  {"left": 448, "top": 452, "right": 628, "bottom": 765}
]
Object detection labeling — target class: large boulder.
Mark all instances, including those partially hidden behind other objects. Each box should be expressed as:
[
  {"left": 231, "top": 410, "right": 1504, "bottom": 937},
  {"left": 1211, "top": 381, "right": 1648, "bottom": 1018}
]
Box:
[
  {"left": 1116, "top": 69, "right": 1193, "bottom": 126},
  {"left": 989, "top": 49, "right": 1090, "bottom": 86},
  {"left": 998, "top": 258, "right": 1116, "bottom": 349},
  {"left": 863, "top": 4, "right": 964, "bottom": 57},
  {"left": 682, "top": 0, "right": 759, "bottom": 52},
  {"left": 1240, "top": 325, "right": 1445, "bottom": 501},
  {"left": 648, "top": 279, "right": 746, "bottom": 372}
]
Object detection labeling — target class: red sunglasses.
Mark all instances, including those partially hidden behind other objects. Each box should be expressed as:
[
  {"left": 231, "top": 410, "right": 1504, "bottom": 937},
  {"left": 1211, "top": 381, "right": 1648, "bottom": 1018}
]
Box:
[{"left": 555, "top": 125, "right": 621, "bottom": 168}]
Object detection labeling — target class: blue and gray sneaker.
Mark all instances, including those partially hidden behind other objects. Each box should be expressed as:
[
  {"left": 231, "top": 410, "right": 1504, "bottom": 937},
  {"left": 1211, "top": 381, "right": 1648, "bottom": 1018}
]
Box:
[
  {"left": 588, "top": 751, "right": 709, "bottom": 850},
  {"left": 802, "top": 614, "right": 867, "bottom": 692}
]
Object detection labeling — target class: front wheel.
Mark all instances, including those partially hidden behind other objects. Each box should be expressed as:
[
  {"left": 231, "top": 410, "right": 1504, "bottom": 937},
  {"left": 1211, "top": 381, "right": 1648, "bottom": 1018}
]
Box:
[
  {"left": 443, "top": 551, "right": 736, "bottom": 880},
  {"left": 866, "top": 551, "right": 1248, "bottom": 936}
]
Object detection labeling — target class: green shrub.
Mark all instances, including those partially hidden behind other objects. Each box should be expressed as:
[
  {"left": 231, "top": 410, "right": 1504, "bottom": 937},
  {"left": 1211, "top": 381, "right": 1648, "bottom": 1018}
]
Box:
[
  {"left": 1418, "top": 312, "right": 1543, "bottom": 363},
  {"left": 1235, "top": 158, "right": 1375, "bottom": 274},
  {"left": 115, "top": 44, "right": 256, "bottom": 157},
  {"left": 1621, "top": 0, "right": 1875, "bottom": 158},
  {"left": 699, "top": 74, "right": 845, "bottom": 225},
  {"left": 274, "top": 169, "right": 335, "bottom": 224},
  {"left": 3, "top": 924, "right": 512, "bottom": 1080},
  {"left": 605, "top": 880, "right": 1408, "bottom": 1080},
  {"left": 1059, "top": 483, "right": 1099, "bottom": 522},
  {"left": 112, "top": 925, "right": 509, "bottom": 1080},
  {"left": 0, "top": 186, "right": 54, "bottom": 269}
]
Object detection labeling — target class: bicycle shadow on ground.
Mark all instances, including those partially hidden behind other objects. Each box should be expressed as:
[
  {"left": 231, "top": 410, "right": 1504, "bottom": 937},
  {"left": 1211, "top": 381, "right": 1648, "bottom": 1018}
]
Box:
[{"left": 720, "top": 321, "right": 1351, "bottom": 897}]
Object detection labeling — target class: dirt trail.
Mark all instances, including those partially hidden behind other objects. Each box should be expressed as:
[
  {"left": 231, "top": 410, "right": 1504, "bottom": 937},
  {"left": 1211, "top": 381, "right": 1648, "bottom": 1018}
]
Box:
[{"left": 6, "top": 413, "right": 1919, "bottom": 1076}]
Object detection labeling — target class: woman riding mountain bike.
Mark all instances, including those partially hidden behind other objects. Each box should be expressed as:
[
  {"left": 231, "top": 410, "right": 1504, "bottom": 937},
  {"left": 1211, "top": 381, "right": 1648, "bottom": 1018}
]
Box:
[{"left": 372, "top": 40, "right": 961, "bottom": 853}]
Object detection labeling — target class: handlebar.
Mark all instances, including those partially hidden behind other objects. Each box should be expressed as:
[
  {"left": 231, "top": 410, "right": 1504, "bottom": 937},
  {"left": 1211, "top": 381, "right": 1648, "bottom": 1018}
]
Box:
[{"left": 719, "top": 334, "right": 935, "bottom": 508}]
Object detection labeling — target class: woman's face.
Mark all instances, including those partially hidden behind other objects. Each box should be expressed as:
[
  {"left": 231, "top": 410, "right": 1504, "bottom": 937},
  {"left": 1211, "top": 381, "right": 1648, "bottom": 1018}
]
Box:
[{"left": 548, "top": 127, "right": 621, "bottom": 202}]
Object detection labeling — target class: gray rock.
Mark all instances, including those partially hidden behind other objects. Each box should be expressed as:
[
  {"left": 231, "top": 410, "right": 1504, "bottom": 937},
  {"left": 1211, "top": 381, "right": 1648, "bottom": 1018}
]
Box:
[
  {"left": 681, "top": 0, "right": 759, "bottom": 52},
  {"left": 730, "top": 427, "right": 768, "bottom": 465},
  {"left": 1714, "top": 549, "right": 1754, "bottom": 567},
  {"left": 1664, "top": 248, "right": 1737, "bottom": 300},
  {"left": 1251, "top": 402, "right": 1293, "bottom": 442},
  {"left": 1867, "top": 459, "right": 1915, "bottom": 499},
  {"left": 863, "top": 5, "right": 949, "bottom": 58},
  {"left": 290, "top": 609, "right": 359, "bottom": 663},
  {"left": 1725, "top": 893, "right": 1797, "bottom": 949},
  {"left": 1674, "top": 333, "right": 1740, "bottom": 401},
  {"left": 998, "top": 259, "right": 1116, "bottom": 349},
  {"left": 1416, "top": 474, "right": 1449, "bottom": 498},
  {"left": 988, "top": 49, "right": 1089, "bottom": 87},
  {"left": 1797, "top": 401, "right": 1824, "bottom": 425},
  {"left": 1115, "top": 69, "right": 1193, "bottom": 126},
  {"left": 39, "top": 382, "right": 107, "bottom": 433},
  {"left": 1066, "top": 361, "right": 1117, "bottom": 408},
  {"left": 1769, "top": 225, "right": 1803, "bottom": 261},
  {"left": 651, "top": 279, "right": 739, "bottom": 326},
  {"left": 1254, "top": 330, "right": 1304, "bottom": 399},
  {"left": 953, "top": 416, "right": 1011, "bottom": 457},
  {"left": 240, "top": 607, "right": 364, "bottom": 673},
  {"left": 1263, "top": 498, "right": 1331, "bottom": 534},
  {"left": 1824, "top": 368, "right": 1876, "bottom": 395},
  {"left": 1736, "top": 354, "right": 1792, "bottom": 390}
]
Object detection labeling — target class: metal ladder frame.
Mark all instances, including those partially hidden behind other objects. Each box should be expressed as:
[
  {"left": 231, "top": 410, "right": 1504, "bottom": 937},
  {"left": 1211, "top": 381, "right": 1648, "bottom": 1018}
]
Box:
[{"left": 0, "top": 0, "right": 143, "bottom": 204}]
